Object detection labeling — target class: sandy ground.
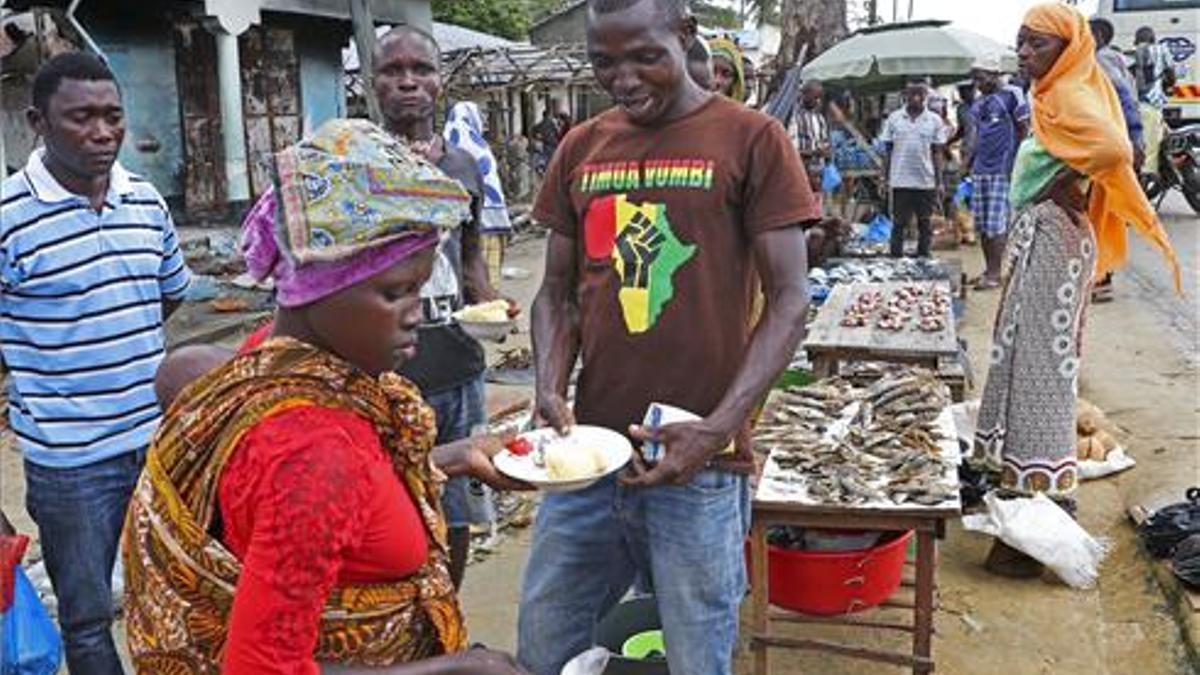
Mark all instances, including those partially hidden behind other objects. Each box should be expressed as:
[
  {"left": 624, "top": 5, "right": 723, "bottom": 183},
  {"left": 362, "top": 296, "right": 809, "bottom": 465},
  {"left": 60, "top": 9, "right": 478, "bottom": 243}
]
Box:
[{"left": 1, "top": 195, "right": 1196, "bottom": 673}]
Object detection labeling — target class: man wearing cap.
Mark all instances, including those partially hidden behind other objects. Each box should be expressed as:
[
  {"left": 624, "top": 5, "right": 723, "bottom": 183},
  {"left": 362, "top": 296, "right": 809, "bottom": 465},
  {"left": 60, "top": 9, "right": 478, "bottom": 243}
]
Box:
[{"left": 967, "top": 57, "right": 1027, "bottom": 289}]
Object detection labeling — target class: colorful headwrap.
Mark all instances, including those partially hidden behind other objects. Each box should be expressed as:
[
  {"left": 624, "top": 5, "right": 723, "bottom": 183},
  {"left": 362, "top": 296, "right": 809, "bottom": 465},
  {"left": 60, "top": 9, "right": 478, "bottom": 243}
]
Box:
[
  {"left": 708, "top": 37, "right": 746, "bottom": 102},
  {"left": 1022, "top": 3, "right": 1180, "bottom": 289},
  {"left": 444, "top": 102, "right": 512, "bottom": 234},
  {"left": 240, "top": 119, "right": 471, "bottom": 307}
]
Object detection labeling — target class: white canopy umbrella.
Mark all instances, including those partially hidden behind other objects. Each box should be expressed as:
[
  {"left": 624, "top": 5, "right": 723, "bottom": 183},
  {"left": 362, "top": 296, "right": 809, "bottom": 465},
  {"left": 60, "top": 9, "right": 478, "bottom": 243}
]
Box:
[{"left": 800, "top": 20, "right": 1018, "bottom": 91}]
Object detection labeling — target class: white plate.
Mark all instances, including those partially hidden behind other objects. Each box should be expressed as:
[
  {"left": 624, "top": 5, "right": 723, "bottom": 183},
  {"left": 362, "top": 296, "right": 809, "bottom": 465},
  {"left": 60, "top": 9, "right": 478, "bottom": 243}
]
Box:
[
  {"left": 453, "top": 315, "right": 514, "bottom": 342},
  {"left": 493, "top": 425, "right": 633, "bottom": 493}
]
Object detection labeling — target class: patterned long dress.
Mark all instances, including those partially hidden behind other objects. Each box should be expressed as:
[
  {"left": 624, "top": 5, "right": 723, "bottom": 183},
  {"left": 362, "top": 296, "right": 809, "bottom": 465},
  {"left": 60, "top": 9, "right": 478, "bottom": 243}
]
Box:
[{"left": 970, "top": 137, "right": 1095, "bottom": 501}]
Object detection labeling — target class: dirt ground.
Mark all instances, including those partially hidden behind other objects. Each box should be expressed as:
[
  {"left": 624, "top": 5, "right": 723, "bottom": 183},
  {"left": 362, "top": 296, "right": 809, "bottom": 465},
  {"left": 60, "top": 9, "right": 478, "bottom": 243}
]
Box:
[
  {"left": 1, "top": 225, "right": 1196, "bottom": 674},
  {"left": 452, "top": 234, "right": 1199, "bottom": 675}
]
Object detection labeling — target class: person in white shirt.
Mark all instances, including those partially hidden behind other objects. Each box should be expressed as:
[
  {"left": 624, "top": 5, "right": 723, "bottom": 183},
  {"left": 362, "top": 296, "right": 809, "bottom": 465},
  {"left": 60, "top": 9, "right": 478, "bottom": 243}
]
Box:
[{"left": 881, "top": 79, "right": 948, "bottom": 258}]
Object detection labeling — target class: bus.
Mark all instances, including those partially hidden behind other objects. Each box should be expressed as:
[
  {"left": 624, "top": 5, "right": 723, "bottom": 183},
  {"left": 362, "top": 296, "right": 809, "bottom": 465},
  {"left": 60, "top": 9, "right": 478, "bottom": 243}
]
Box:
[{"left": 1095, "top": 0, "right": 1200, "bottom": 126}]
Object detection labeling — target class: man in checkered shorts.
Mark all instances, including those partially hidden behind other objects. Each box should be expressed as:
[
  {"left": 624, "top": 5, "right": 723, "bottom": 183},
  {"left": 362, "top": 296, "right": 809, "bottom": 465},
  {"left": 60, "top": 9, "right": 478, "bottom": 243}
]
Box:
[{"left": 967, "top": 56, "right": 1028, "bottom": 289}]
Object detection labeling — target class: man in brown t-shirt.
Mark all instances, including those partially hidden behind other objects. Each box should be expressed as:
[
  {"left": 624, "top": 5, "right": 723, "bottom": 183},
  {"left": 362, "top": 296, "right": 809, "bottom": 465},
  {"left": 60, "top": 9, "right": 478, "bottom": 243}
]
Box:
[{"left": 517, "top": 2, "right": 819, "bottom": 674}]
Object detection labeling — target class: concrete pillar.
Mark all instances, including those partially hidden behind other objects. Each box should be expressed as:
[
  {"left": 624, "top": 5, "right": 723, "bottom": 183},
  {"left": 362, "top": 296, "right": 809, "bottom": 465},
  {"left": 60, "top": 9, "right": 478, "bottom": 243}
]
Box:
[{"left": 215, "top": 29, "right": 250, "bottom": 203}]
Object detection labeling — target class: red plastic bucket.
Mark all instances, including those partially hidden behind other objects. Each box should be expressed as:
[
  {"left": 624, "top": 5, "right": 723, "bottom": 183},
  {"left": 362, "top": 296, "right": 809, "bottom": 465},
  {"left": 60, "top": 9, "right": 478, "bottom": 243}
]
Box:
[{"left": 748, "top": 530, "right": 913, "bottom": 616}]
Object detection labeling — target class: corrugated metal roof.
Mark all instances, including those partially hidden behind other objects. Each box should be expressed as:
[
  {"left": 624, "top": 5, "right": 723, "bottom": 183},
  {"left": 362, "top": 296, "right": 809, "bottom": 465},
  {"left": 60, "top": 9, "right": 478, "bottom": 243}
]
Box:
[
  {"left": 442, "top": 43, "right": 591, "bottom": 92},
  {"left": 434, "top": 21, "right": 519, "bottom": 52},
  {"left": 343, "top": 21, "right": 521, "bottom": 72}
]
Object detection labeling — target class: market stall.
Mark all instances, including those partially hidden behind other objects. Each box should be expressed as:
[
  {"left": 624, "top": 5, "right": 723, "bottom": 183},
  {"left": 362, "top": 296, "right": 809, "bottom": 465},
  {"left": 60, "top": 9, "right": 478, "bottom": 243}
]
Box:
[
  {"left": 802, "top": 281, "right": 965, "bottom": 400},
  {"left": 747, "top": 370, "right": 962, "bottom": 675},
  {"left": 796, "top": 20, "right": 1018, "bottom": 245}
]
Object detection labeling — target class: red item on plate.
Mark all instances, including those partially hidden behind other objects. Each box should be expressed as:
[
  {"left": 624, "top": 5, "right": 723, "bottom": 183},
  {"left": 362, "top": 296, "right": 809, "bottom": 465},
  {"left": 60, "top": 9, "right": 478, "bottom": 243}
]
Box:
[{"left": 506, "top": 438, "right": 534, "bottom": 456}]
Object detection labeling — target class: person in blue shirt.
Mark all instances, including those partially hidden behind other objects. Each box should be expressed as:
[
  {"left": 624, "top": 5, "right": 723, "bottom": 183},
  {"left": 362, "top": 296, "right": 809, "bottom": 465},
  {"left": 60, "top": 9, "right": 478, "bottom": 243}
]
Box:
[
  {"left": 0, "top": 52, "right": 191, "bottom": 674},
  {"left": 967, "top": 56, "right": 1028, "bottom": 289}
]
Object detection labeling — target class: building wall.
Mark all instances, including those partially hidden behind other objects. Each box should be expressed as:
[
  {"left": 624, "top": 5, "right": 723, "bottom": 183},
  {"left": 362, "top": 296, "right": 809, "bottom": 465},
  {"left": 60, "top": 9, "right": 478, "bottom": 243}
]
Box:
[
  {"left": 528, "top": 3, "right": 586, "bottom": 46},
  {"left": 295, "top": 23, "right": 347, "bottom": 135},
  {"left": 88, "top": 13, "right": 185, "bottom": 199}
]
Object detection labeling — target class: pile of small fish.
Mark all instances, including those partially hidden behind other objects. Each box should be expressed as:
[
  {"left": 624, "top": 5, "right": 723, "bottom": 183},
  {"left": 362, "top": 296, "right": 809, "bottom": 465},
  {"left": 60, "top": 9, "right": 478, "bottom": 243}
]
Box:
[
  {"left": 756, "top": 370, "right": 958, "bottom": 507},
  {"left": 815, "top": 258, "right": 954, "bottom": 287}
]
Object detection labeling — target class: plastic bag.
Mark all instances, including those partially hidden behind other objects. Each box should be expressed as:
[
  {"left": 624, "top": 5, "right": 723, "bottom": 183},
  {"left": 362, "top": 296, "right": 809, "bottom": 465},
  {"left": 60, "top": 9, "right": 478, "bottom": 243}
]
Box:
[
  {"left": 954, "top": 177, "right": 973, "bottom": 207},
  {"left": 821, "top": 163, "right": 842, "bottom": 193},
  {"left": 1138, "top": 488, "right": 1200, "bottom": 558},
  {"left": 560, "top": 646, "right": 610, "bottom": 675},
  {"left": 863, "top": 214, "right": 893, "bottom": 244},
  {"left": 1078, "top": 447, "right": 1137, "bottom": 481},
  {"left": 1, "top": 535, "right": 62, "bottom": 675},
  {"left": 1171, "top": 535, "right": 1200, "bottom": 589},
  {"left": 962, "top": 492, "right": 1110, "bottom": 589}
]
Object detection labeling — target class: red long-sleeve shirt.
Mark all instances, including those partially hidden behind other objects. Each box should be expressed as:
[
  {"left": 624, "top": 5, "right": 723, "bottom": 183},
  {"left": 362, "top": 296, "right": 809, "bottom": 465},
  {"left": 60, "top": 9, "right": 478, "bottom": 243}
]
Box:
[{"left": 219, "top": 327, "right": 429, "bottom": 673}]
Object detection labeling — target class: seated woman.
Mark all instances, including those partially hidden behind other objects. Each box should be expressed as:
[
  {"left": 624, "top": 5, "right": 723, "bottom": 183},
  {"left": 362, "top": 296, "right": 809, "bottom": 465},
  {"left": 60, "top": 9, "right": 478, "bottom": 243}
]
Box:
[{"left": 123, "top": 119, "right": 528, "bottom": 675}]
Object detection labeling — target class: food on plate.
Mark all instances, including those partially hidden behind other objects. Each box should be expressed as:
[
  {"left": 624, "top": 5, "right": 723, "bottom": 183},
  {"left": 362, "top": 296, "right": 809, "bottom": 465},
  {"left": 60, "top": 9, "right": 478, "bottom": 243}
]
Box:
[
  {"left": 506, "top": 437, "right": 534, "bottom": 457},
  {"left": 457, "top": 299, "right": 510, "bottom": 323},
  {"left": 544, "top": 443, "right": 608, "bottom": 480}
]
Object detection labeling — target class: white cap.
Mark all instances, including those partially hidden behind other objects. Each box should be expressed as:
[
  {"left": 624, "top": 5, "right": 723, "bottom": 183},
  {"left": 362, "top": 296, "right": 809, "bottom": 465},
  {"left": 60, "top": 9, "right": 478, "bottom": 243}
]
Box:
[{"left": 973, "top": 52, "right": 1003, "bottom": 73}]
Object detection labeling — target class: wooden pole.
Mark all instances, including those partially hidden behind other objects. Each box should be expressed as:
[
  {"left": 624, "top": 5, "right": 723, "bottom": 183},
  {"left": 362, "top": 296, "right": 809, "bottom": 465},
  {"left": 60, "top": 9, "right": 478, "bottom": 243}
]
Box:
[{"left": 349, "top": 0, "right": 383, "bottom": 124}]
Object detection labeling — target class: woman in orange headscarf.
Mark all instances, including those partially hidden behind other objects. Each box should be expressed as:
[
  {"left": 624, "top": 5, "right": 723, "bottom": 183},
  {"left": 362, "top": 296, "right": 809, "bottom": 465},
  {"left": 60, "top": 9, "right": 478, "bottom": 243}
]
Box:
[{"left": 969, "top": 2, "right": 1180, "bottom": 577}]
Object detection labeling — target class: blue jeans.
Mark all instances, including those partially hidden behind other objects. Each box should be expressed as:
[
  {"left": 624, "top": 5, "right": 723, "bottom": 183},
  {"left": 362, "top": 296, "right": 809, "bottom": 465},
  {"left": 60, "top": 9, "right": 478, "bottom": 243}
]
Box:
[
  {"left": 518, "top": 470, "right": 752, "bottom": 675},
  {"left": 24, "top": 449, "right": 145, "bottom": 675},
  {"left": 425, "top": 375, "right": 492, "bottom": 527}
]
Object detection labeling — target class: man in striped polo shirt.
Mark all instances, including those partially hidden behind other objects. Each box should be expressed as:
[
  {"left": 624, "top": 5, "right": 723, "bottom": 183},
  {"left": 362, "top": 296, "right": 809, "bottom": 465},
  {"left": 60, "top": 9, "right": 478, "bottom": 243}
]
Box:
[{"left": 1, "top": 52, "right": 190, "bottom": 674}]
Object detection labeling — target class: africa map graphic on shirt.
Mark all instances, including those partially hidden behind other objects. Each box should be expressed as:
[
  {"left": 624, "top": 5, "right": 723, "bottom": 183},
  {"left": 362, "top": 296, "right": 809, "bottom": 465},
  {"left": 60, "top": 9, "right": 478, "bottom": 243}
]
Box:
[{"left": 584, "top": 194, "right": 696, "bottom": 334}]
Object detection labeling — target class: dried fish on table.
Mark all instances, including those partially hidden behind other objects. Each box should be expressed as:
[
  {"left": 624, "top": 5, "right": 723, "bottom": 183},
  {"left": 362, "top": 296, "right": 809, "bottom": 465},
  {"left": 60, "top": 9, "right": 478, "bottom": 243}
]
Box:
[{"left": 756, "top": 369, "right": 959, "bottom": 508}]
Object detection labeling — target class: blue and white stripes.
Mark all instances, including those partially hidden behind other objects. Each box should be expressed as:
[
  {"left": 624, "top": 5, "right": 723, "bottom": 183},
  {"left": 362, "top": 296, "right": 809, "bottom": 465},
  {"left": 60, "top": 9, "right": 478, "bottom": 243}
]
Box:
[{"left": 1, "top": 151, "right": 191, "bottom": 468}]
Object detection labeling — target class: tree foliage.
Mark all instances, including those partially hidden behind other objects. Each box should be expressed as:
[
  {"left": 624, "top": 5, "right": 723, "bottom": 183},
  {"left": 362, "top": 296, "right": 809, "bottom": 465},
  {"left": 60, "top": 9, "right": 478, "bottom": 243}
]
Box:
[
  {"left": 693, "top": 1, "right": 741, "bottom": 29},
  {"left": 746, "top": 0, "right": 781, "bottom": 26},
  {"left": 432, "top": 0, "right": 567, "bottom": 41}
]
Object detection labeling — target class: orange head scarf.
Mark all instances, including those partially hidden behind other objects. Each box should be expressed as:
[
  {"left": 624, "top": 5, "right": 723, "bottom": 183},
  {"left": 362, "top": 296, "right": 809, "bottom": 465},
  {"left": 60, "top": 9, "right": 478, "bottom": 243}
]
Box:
[{"left": 1022, "top": 2, "right": 1180, "bottom": 290}]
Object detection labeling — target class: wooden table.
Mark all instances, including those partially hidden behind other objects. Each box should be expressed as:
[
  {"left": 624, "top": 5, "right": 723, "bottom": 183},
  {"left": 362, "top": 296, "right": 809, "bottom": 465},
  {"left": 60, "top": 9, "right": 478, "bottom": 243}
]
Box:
[
  {"left": 803, "top": 281, "right": 959, "bottom": 381},
  {"left": 748, "top": 500, "right": 958, "bottom": 675}
]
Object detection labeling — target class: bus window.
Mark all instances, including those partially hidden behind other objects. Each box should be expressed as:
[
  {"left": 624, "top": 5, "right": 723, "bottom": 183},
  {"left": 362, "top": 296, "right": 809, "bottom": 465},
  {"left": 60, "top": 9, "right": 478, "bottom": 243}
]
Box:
[{"left": 1114, "top": 0, "right": 1200, "bottom": 10}]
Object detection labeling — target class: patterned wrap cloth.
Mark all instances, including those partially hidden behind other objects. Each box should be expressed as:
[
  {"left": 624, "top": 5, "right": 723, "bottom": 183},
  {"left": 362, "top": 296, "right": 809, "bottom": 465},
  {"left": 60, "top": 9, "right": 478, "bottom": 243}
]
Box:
[
  {"left": 971, "top": 199, "right": 1095, "bottom": 498},
  {"left": 122, "top": 119, "right": 472, "bottom": 671},
  {"left": 242, "top": 118, "right": 472, "bottom": 308},
  {"left": 708, "top": 37, "right": 746, "bottom": 102},
  {"left": 443, "top": 102, "right": 512, "bottom": 234},
  {"left": 121, "top": 338, "right": 466, "bottom": 672}
]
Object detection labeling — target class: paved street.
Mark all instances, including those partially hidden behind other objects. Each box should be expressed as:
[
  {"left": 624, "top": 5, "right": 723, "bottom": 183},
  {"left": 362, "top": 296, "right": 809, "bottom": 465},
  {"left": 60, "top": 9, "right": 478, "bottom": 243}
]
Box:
[{"left": 1125, "top": 192, "right": 1199, "bottom": 366}]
